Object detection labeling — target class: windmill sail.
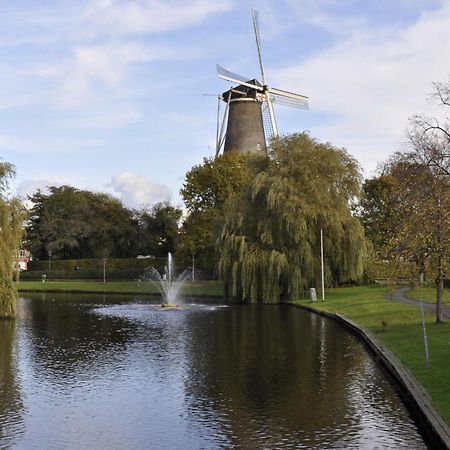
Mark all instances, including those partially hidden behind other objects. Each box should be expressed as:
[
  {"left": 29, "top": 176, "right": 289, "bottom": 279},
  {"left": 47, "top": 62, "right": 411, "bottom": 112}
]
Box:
[{"left": 261, "top": 101, "right": 274, "bottom": 140}]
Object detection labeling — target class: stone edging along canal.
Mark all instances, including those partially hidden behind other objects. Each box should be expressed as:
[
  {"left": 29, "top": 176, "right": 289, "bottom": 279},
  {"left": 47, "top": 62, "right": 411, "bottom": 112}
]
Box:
[{"left": 286, "top": 302, "right": 450, "bottom": 450}]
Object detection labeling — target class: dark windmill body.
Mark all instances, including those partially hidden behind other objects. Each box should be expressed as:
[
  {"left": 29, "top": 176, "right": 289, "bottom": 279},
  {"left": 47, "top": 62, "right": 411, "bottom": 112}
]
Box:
[
  {"left": 214, "top": 10, "right": 310, "bottom": 156},
  {"left": 222, "top": 80, "right": 266, "bottom": 154}
]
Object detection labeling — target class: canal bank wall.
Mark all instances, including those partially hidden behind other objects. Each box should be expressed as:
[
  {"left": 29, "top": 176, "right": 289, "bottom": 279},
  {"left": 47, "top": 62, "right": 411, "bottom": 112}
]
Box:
[{"left": 287, "top": 302, "right": 450, "bottom": 450}]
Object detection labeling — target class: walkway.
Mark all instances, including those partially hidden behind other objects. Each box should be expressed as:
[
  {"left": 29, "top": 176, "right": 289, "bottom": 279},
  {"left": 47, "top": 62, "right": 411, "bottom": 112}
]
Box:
[{"left": 387, "top": 286, "right": 450, "bottom": 319}]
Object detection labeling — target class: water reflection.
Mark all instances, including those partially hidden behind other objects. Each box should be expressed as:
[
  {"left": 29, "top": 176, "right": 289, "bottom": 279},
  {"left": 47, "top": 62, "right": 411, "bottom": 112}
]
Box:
[
  {"left": 0, "top": 320, "right": 24, "bottom": 448},
  {"left": 0, "top": 294, "right": 429, "bottom": 449},
  {"left": 182, "top": 306, "right": 426, "bottom": 449}
]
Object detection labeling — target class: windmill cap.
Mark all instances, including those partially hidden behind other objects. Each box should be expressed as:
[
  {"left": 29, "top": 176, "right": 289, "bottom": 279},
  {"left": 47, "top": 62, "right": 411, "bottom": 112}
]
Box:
[{"left": 222, "top": 79, "right": 262, "bottom": 101}]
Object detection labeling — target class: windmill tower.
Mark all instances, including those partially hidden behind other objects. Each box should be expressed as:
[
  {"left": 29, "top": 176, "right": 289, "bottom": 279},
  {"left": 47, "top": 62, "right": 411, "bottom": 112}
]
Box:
[{"left": 215, "top": 9, "right": 309, "bottom": 156}]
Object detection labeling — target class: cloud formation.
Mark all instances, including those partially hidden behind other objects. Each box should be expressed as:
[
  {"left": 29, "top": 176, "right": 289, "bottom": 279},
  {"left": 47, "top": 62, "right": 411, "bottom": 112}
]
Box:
[
  {"left": 108, "top": 171, "right": 171, "bottom": 209},
  {"left": 84, "top": 0, "right": 232, "bottom": 34},
  {"left": 275, "top": 2, "right": 450, "bottom": 174}
]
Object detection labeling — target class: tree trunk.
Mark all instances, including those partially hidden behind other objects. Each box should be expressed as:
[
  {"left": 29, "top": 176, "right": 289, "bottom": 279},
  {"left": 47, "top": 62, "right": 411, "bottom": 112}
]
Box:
[{"left": 436, "top": 255, "right": 444, "bottom": 323}]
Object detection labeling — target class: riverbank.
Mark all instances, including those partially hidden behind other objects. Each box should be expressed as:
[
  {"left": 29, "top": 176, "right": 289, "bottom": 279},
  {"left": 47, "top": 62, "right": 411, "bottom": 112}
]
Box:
[
  {"left": 287, "top": 285, "right": 450, "bottom": 429},
  {"left": 18, "top": 280, "right": 224, "bottom": 297}
]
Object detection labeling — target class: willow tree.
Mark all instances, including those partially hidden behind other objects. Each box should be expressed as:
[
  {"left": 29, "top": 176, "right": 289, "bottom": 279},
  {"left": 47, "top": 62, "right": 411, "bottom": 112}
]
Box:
[
  {"left": 0, "top": 162, "right": 25, "bottom": 319},
  {"left": 219, "top": 133, "right": 367, "bottom": 303}
]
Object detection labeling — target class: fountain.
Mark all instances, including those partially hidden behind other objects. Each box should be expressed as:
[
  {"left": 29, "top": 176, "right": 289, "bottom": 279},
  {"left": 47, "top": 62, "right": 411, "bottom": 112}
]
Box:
[{"left": 141, "top": 252, "right": 191, "bottom": 307}]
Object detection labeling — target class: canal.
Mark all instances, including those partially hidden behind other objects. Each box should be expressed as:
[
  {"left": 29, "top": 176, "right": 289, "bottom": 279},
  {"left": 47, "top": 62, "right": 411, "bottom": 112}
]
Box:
[{"left": 0, "top": 294, "right": 429, "bottom": 449}]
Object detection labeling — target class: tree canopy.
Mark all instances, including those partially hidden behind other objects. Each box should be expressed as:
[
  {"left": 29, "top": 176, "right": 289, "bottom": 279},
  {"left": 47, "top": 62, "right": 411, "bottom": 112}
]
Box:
[
  {"left": 359, "top": 79, "right": 450, "bottom": 322},
  {"left": 179, "top": 151, "right": 253, "bottom": 275},
  {"left": 0, "top": 162, "right": 25, "bottom": 318},
  {"left": 219, "top": 133, "right": 367, "bottom": 303},
  {"left": 134, "top": 202, "right": 182, "bottom": 257},
  {"left": 26, "top": 186, "right": 137, "bottom": 260},
  {"left": 25, "top": 186, "right": 182, "bottom": 261}
]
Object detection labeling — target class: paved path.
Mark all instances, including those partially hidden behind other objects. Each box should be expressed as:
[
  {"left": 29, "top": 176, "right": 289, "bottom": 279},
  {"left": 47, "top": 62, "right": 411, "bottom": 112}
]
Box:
[{"left": 387, "top": 286, "right": 450, "bottom": 319}]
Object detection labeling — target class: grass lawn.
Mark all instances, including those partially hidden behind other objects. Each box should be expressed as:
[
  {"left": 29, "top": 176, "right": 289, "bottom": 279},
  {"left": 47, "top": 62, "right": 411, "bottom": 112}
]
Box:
[
  {"left": 408, "top": 286, "right": 450, "bottom": 306},
  {"left": 18, "top": 279, "right": 224, "bottom": 297},
  {"left": 288, "top": 285, "right": 450, "bottom": 425}
]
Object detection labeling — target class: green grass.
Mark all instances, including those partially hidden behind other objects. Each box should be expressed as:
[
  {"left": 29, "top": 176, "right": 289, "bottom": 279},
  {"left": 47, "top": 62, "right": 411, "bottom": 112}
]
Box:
[
  {"left": 288, "top": 285, "right": 450, "bottom": 425},
  {"left": 18, "top": 280, "right": 224, "bottom": 297},
  {"left": 408, "top": 286, "right": 450, "bottom": 306}
]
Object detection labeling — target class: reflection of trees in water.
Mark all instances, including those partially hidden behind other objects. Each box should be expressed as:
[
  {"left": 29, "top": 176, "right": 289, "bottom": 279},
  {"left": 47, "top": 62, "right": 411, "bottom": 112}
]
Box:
[
  {"left": 0, "top": 320, "right": 23, "bottom": 447},
  {"left": 183, "top": 306, "right": 405, "bottom": 448},
  {"left": 21, "top": 294, "right": 137, "bottom": 379}
]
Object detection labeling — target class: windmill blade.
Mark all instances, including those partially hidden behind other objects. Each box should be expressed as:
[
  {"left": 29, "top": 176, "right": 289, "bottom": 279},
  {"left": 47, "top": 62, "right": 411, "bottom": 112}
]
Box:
[
  {"left": 216, "top": 65, "right": 263, "bottom": 92},
  {"left": 270, "top": 87, "right": 309, "bottom": 101},
  {"left": 261, "top": 101, "right": 274, "bottom": 140},
  {"left": 251, "top": 9, "right": 267, "bottom": 85},
  {"left": 269, "top": 87, "right": 309, "bottom": 109}
]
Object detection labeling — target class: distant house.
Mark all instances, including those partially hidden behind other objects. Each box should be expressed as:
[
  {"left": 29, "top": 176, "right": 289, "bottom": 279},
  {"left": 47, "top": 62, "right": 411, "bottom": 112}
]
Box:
[{"left": 18, "top": 249, "right": 32, "bottom": 271}]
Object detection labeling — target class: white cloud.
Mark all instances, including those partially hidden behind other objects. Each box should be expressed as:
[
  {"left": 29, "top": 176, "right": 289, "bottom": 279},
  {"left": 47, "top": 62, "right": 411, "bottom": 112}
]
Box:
[
  {"left": 15, "top": 179, "right": 59, "bottom": 208},
  {"left": 57, "top": 42, "right": 152, "bottom": 107},
  {"left": 274, "top": 2, "right": 450, "bottom": 175},
  {"left": 108, "top": 171, "right": 171, "bottom": 208},
  {"left": 58, "top": 104, "right": 142, "bottom": 129},
  {"left": 84, "top": 0, "right": 232, "bottom": 34}
]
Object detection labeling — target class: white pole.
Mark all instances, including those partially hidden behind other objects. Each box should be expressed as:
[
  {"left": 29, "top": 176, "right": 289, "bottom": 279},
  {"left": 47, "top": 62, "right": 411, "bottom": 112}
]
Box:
[
  {"left": 320, "top": 229, "right": 325, "bottom": 301},
  {"left": 420, "top": 298, "right": 430, "bottom": 368}
]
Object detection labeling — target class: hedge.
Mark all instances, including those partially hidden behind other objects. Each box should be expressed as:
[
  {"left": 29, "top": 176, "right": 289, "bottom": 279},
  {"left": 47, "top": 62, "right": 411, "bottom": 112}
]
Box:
[{"left": 24, "top": 257, "right": 177, "bottom": 281}]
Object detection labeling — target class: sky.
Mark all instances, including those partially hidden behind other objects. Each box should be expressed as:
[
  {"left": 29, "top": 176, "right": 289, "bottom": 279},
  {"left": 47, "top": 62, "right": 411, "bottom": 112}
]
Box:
[{"left": 1, "top": 0, "right": 449, "bottom": 209}]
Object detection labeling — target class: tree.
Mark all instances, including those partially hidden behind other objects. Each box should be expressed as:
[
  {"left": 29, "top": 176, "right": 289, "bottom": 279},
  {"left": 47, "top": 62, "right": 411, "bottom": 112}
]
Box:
[
  {"left": 134, "top": 202, "right": 182, "bottom": 257},
  {"left": 26, "top": 186, "right": 137, "bottom": 260},
  {"left": 383, "top": 148, "right": 450, "bottom": 323},
  {"left": 0, "top": 162, "right": 25, "bottom": 318},
  {"left": 219, "top": 133, "right": 367, "bottom": 303},
  {"left": 409, "top": 78, "right": 450, "bottom": 176},
  {"left": 401, "top": 79, "right": 450, "bottom": 322},
  {"left": 179, "top": 151, "right": 253, "bottom": 275},
  {"left": 358, "top": 175, "right": 398, "bottom": 259}
]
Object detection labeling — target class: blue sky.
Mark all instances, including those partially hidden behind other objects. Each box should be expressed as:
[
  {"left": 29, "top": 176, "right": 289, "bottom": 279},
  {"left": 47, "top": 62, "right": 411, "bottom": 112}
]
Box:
[{"left": 1, "top": 0, "right": 449, "bottom": 208}]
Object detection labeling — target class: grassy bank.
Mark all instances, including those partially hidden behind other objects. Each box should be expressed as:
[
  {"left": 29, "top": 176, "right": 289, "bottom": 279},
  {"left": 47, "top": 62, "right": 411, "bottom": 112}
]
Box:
[
  {"left": 18, "top": 280, "right": 224, "bottom": 298},
  {"left": 288, "top": 285, "right": 450, "bottom": 425}
]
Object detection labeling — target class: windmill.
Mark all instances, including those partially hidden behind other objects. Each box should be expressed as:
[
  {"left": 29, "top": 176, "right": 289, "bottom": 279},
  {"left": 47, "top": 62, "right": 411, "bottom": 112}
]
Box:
[{"left": 214, "top": 9, "right": 309, "bottom": 156}]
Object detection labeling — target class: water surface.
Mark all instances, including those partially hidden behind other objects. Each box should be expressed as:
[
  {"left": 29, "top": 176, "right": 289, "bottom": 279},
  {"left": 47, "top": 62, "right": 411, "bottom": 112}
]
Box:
[{"left": 0, "top": 294, "right": 429, "bottom": 449}]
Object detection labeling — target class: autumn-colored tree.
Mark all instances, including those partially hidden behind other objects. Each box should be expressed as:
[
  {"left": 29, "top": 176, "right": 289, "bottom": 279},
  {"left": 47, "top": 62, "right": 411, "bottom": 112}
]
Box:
[{"left": 384, "top": 148, "right": 450, "bottom": 323}]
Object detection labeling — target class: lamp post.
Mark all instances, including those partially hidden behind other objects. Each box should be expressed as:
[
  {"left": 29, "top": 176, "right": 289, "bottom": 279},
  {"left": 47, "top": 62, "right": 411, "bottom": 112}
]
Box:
[{"left": 48, "top": 251, "right": 52, "bottom": 271}]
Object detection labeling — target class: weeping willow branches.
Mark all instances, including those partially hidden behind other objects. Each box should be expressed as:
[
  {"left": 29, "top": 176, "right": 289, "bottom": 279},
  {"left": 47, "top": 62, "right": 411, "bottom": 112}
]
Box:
[
  {"left": 219, "top": 133, "right": 367, "bottom": 303},
  {"left": 0, "top": 162, "right": 25, "bottom": 318}
]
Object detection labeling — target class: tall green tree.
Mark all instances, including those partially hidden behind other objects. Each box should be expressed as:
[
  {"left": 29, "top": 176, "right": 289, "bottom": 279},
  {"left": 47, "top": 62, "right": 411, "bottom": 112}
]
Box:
[
  {"left": 0, "top": 162, "right": 25, "bottom": 318},
  {"left": 26, "top": 186, "right": 137, "bottom": 259},
  {"left": 134, "top": 202, "right": 182, "bottom": 257},
  {"left": 179, "top": 151, "right": 253, "bottom": 275},
  {"left": 219, "top": 133, "right": 367, "bottom": 303},
  {"left": 358, "top": 175, "right": 398, "bottom": 259}
]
